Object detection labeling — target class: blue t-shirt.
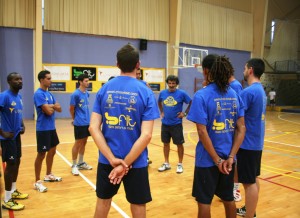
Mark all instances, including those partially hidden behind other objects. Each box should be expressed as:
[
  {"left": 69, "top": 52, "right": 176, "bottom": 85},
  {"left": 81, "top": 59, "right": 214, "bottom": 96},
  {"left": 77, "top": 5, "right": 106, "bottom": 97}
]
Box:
[
  {"left": 0, "top": 90, "right": 23, "bottom": 140},
  {"left": 33, "top": 88, "right": 56, "bottom": 131},
  {"left": 230, "top": 79, "right": 243, "bottom": 95},
  {"left": 158, "top": 89, "right": 191, "bottom": 125},
  {"left": 240, "top": 82, "right": 266, "bottom": 151},
  {"left": 93, "top": 76, "right": 160, "bottom": 168},
  {"left": 70, "top": 89, "right": 90, "bottom": 126},
  {"left": 187, "top": 83, "right": 244, "bottom": 167}
]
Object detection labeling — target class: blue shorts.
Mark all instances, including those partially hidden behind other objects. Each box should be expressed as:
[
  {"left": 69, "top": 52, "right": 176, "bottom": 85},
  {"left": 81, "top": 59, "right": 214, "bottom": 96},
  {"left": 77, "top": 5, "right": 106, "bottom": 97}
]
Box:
[
  {"left": 1, "top": 134, "right": 21, "bottom": 162},
  {"left": 96, "top": 163, "right": 152, "bottom": 204},
  {"left": 36, "top": 130, "right": 59, "bottom": 152},
  {"left": 74, "top": 125, "right": 90, "bottom": 140},
  {"left": 237, "top": 148, "right": 262, "bottom": 184},
  {"left": 161, "top": 123, "right": 185, "bottom": 145},
  {"left": 192, "top": 165, "right": 235, "bottom": 204}
]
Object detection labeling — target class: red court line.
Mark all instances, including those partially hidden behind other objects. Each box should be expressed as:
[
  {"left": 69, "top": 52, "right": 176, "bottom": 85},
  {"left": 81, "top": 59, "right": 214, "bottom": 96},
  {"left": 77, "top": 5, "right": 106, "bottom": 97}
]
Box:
[
  {"left": 2, "top": 162, "right": 15, "bottom": 218},
  {"left": 259, "top": 177, "right": 300, "bottom": 192},
  {"left": 263, "top": 171, "right": 294, "bottom": 180},
  {"left": 150, "top": 142, "right": 300, "bottom": 193}
]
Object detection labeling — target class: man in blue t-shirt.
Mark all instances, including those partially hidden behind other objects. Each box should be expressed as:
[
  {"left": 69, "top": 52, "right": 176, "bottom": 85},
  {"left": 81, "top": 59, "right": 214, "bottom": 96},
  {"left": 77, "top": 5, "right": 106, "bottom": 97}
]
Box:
[
  {"left": 70, "top": 73, "right": 92, "bottom": 176},
  {"left": 33, "top": 70, "right": 62, "bottom": 193},
  {"left": 187, "top": 55, "right": 245, "bottom": 218},
  {"left": 89, "top": 44, "right": 160, "bottom": 217},
  {"left": 158, "top": 75, "right": 192, "bottom": 174},
  {"left": 236, "top": 58, "right": 266, "bottom": 218},
  {"left": 0, "top": 72, "right": 28, "bottom": 211}
]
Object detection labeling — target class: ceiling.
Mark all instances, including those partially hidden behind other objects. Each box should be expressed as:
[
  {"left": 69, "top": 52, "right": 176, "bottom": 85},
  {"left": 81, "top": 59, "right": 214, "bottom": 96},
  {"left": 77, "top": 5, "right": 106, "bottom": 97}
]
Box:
[{"left": 269, "top": 0, "right": 300, "bottom": 23}]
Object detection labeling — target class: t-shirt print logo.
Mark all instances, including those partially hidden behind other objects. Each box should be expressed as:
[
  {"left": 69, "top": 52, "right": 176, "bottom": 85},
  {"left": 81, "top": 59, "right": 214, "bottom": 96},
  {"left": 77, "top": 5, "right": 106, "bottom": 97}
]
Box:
[
  {"left": 106, "top": 94, "right": 113, "bottom": 107},
  {"left": 163, "top": 96, "right": 177, "bottom": 106}
]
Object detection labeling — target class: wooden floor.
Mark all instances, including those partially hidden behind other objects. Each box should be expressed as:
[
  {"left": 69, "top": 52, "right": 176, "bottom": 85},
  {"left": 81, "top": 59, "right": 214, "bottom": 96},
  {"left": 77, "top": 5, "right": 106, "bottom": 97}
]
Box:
[{"left": 1, "top": 111, "right": 300, "bottom": 218}]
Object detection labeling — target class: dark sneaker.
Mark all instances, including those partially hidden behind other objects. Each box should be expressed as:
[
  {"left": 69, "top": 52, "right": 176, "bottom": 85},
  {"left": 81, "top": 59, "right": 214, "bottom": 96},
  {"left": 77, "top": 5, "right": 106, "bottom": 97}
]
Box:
[{"left": 237, "top": 205, "right": 256, "bottom": 218}]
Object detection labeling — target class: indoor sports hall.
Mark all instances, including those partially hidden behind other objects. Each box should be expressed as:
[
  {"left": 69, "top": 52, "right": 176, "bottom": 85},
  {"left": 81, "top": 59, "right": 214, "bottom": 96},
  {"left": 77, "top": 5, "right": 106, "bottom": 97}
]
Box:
[{"left": 1, "top": 0, "right": 300, "bottom": 217}]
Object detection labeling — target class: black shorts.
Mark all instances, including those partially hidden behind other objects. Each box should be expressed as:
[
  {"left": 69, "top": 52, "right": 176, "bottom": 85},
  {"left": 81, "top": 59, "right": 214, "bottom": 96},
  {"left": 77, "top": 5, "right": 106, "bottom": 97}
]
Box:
[
  {"left": 161, "top": 123, "right": 185, "bottom": 145},
  {"left": 36, "top": 130, "right": 60, "bottom": 152},
  {"left": 74, "top": 125, "right": 90, "bottom": 140},
  {"left": 96, "top": 163, "right": 152, "bottom": 204},
  {"left": 0, "top": 134, "right": 22, "bottom": 162},
  {"left": 270, "top": 99, "right": 275, "bottom": 104},
  {"left": 192, "top": 165, "right": 235, "bottom": 204},
  {"left": 237, "top": 148, "right": 262, "bottom": 184}
]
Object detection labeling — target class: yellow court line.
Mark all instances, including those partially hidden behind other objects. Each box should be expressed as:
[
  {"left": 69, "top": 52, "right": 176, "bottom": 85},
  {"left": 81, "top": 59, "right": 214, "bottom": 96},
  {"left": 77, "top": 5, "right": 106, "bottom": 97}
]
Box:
[
  {"left": 261, "top": 167, "right": 300, "bottom": 180},
  {"left": 265, "top": 129, "right": 300, "bottom": 141},
  {"left": 264, "top": 145, "right": 300, "bottom": 155},
  {"left": 262, "top": 164, "right": 300, "bottom": 174}
]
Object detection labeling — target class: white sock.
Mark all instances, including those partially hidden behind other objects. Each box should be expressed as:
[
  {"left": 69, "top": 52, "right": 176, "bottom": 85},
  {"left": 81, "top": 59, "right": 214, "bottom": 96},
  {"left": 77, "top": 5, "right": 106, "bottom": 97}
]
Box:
[
  {"left": 234, "top": 183, "right": 240, "bottom": 190},
  {"left": 78, "top": 154, "right": 84, "bottom": 164},
  {"left": 72, "top": 159, "right": 77, "bottom": 166},
  {"left": 5, "top": 190, "right": 11, "bottom": 202},
  {"left": 178, "top": 163, "right": 182, "bottom": 166},
  {"left": 11, "top": 182, "right": 17, "bottom": 192}
]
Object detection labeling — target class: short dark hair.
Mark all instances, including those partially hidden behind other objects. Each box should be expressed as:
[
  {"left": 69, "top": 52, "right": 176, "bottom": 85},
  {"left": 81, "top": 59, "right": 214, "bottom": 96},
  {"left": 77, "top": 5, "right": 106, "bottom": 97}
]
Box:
[
  {"left": 38, "top": 70, "right": 51, "bottom": 82},
  {"left": 7, "top": 72, "right": 19, "bottom": 82},
  {"left": 166, "top": 75, "right": 179, "bottom": 84},
  {"left": 117, "top": 44, "right": 139, "bottom": 73},
  {"left": 78, "top": 73, "right": 89, "bottom": 83},
  {"left": 246, "top": 58, "right": 265, "bottom": 79},
  {"left": 108, "top": 76, "right": 115, "bottom": 81}
]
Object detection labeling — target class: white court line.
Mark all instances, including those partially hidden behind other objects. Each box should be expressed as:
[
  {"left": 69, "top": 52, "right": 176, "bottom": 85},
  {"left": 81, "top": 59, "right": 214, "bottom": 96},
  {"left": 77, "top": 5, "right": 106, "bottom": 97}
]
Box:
[
  {"left": 264, "top": 140, "right": 300, "bottom": 148},
  {"left": 278, "top": 113, "right": 300, "bottom": 125},
  {"left": 55, "top": 150, "right": 130, "bottom": 218}
]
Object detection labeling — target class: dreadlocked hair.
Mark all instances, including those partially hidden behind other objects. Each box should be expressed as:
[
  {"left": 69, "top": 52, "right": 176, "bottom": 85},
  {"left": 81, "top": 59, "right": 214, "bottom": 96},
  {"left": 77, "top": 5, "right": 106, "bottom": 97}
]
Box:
[{"left": 208, "top": 55, "right": 234, "bottom": 93}]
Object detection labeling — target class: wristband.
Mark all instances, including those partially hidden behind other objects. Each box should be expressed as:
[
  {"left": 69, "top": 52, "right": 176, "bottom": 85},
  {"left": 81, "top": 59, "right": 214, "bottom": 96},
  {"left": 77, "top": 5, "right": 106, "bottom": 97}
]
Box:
[{"left": 228, "top": 155, "right": 234, "bottom": 159}]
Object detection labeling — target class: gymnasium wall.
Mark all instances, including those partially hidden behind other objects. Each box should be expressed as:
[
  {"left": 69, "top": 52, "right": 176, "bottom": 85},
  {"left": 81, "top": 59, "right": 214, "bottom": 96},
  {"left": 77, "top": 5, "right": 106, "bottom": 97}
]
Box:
[{"left": 0, "top": 27, "right": 34, "bottom": 119}]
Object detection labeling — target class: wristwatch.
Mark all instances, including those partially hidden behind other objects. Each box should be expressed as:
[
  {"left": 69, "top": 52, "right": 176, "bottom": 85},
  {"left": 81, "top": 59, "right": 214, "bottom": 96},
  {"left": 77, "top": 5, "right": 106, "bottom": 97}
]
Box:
[
  {"left": 184, "top": 112, "right": 187, "bottom": 117},
  {"left": 215, "top": 158, "right": 223, "bottom": 166}
]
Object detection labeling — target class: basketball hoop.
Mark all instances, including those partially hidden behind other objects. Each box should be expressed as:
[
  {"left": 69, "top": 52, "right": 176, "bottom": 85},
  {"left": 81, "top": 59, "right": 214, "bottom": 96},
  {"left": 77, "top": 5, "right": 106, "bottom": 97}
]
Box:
[{"left": 194, "top": 64, "right": 203, "bottom": 73}]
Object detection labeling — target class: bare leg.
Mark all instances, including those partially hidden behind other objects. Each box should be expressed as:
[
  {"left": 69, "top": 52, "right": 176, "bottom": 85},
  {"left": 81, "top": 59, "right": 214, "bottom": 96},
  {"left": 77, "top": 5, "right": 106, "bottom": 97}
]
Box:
[
  {"left": 46, "top": 147, "right": 56, "bottom": 175},
  {"left": 243, "top": 179, "right": 259, "bottom": 218},
  {"left": 177, "top": 144, "right": 184, "bottom": 163},
  {"left": 94, "top": 198, "right": 112, "bottom": 218},
  {"left": 78, "top": 138, "right": 88, "bottom": 155},
  {"left": 4, "top": 161, "right": 17, "bottom": 191},
  {"left": 34, "top": 152, "right": 46, "bottom": 181},
  {"left": 197, "top": 202, "right": 211, "bottom": 218},
  {"left": 222, "top": 200, "right": 236, "bottom": 218},
  {"left": 163, "top": 143, "right": 170, "bottom": 163},
  {"left": 131, "top": 204, "right": 146, "bottom": 218}
]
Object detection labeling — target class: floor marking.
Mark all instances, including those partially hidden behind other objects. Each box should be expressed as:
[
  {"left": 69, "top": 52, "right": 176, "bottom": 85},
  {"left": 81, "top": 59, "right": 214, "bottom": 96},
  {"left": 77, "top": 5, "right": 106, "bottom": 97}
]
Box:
[{"left": 56, "top": 150, "right": 130, "bottom": 218}]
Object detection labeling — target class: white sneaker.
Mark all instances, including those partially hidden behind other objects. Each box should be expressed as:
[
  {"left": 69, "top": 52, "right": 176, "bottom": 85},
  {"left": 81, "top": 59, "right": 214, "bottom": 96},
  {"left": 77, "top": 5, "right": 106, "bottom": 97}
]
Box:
[
  {"left": 44, "top": 173, "right": 62, "bottom": 182},
  {"left": 176, "top": 164, "right": 183, "bottom": 174},
  {"left": 72, "top": 165, "right": 79, "bottom": 176},
  {"left": 158, "top": 163, "right": 171, "bottom": 172},
  {"left": 77, "top": 162, "right": 92, "bottom": 170},
  {"left": 34, "top": 181, "right": 47, "bottom": 193},
  {"left": 234, "top": 189, "right": 242, "bottom": 202}
]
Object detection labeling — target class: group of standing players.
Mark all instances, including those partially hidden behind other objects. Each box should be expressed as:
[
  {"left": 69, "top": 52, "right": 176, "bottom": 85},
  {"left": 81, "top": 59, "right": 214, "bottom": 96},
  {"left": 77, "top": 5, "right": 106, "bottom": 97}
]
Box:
[{"left": 0, "top": 44, "right": 266, "bottom": 218}]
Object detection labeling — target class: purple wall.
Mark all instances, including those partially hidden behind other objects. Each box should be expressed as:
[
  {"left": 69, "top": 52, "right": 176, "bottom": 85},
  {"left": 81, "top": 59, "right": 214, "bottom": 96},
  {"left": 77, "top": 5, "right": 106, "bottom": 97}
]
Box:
[
  {"left": 43, "top": 32, "right": 167, "bottom": 118},
  {"left": 178, "top": 43, "right": 251, "bottom": 100},
  {"left": 0, "top": 27, "right": 34, "bottom": 119}
]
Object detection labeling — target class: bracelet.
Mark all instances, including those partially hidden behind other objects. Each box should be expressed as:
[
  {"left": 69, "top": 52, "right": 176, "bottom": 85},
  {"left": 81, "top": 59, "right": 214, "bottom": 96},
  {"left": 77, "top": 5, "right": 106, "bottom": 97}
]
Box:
[
  {"left": 215, "top": 158, "right": 224, "bottom": 166},
  {"left": 228, "top": 155, "right": 234, "bottom": 159}
]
